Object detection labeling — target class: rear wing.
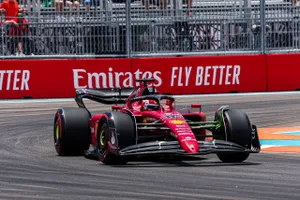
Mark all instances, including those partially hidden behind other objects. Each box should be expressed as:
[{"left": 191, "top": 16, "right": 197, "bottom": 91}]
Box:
[{"left": 75, "top": 88, "right": 136, "bottom": 108}]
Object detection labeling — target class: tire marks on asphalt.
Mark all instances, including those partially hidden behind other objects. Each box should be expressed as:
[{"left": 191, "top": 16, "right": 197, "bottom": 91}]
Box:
[{"left": 0, "top": 94, "right": 300, "bottom": 199}]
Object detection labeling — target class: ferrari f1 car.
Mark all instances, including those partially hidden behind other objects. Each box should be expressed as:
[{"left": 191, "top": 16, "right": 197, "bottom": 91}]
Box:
[{"left": 53, "top": 79, "right": 260, "bottom": 165}]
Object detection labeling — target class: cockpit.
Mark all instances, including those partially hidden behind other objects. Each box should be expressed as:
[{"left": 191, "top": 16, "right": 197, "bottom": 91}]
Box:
[{"left": 140, "top": 99, "right": 160, "bottom": 111}]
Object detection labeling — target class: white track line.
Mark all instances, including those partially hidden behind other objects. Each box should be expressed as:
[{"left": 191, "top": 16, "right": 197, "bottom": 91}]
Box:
[
  {"left": 1, "top": 91, "right": 300, "bottom": 104},
  {"left": 261, "top": 145, "right": 276, "bottom": 149}
]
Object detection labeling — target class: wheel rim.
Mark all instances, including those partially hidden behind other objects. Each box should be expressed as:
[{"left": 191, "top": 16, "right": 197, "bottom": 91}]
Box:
[
  {"left": 99, "top": 130, "right": 105, "bottom": 147},
  {"left": 56, "top": 124, "right": 59, "bottom": 140},
  {"left": 54, "top": 122, "right": 60, "bottom": 146},
  {"left": 53, "top": 119, "right": 62, "bottom": 154}
]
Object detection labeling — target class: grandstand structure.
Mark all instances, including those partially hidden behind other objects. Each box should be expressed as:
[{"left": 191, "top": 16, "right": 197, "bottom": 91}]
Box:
[{"left": 0, "top": 0, "right": 298, "bottom": 58}]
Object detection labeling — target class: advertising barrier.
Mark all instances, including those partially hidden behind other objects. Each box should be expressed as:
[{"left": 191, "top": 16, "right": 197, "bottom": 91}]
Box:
[
  {"left": 0, "top": 55, "right": 268, "bottom": 99},
  {"left": 0, "top": 59, "right": 132, "bottom": 99},
  {"left": 266, "top": 54, "right": 300, "bottom": 92},
  {"left": 132, "top": 55, "right": 267, "bottom": 94}
]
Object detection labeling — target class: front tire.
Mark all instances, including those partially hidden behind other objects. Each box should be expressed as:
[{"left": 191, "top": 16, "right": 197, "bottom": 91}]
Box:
[
  {"left": 217, "top": 108, "right": 251, "bottom": 163},
  {"left": 97, "top": 111, "right": 135, "bottom": 165},
  {"left": 54, "top": 108, "right": 91, "bottom": 156}
]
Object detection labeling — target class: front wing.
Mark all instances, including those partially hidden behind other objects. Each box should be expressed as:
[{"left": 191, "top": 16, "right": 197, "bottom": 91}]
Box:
[
  {"left": 118, "top": 124, "right": 260, "bottom": 156},
  {"left": 84, "top": 125, "right": 261, "bottom": 159},
  {"left": 118, "top": 139, "right": 260, "bottom": 156}
]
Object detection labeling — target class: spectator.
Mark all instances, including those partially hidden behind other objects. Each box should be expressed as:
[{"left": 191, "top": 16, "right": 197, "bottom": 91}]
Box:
[
  {"left": 292, "top": 0, "right": 300, "bottom": 6},
  {"left": 85, "top": 0, "right": 94, "bottom": 12},
  {"left": 44, "top": 0, "right": 55, "bottom": 7},
  {"left": 85, "top": 0, "right": 109, "bottom": 12},
  {"left": 66, "top": 0, "right": 80, "bottom": 12},
  {"left": 0, "top": 0, "right": 24, "bottom": 21},
  {"left": 187, "top": 0, "right": 192, "bottom": 16},
  {"left": 53, "top": 0, "right": 79, "bottom": 19},
  {"left": 144, "top": 0, "right": 167, "bottom": 14},
  {"left": 171, "top": 0, "right": 192, "bottom": 16},
  {"left": 5, "top": 12, "right": 29, "bottom": 56}
]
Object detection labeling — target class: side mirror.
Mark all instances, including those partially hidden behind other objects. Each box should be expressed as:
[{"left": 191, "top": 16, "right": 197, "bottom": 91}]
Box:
[
  {"left": 191, "top": 104, "right": 201, "bottom": 108},
  {"left": 191, "top": 104, "right": 201, "bottom": 112},
  {"left": 112, "top": 105, "right": 122, "bottom": 111}
]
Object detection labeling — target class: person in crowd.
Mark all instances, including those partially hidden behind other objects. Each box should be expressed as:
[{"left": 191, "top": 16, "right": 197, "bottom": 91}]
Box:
[
  {"left": 85, "top": 0, "right": 110, "bottom": 18},
  {"left": 44, "top": 0, "right": 79, "bottom": 19},
  {"left": 170, "top": 0, "right": 193, "bottom": 16},
  {"left": 63, "top": 0, "right": 80, "bottom": 12},
  {"left": 5, "top": 12, "right": 29, "bottom": 56},
  {"left": 292, "top": 0, "right": 300, "bottom": 6},
  {"left": 144, "top": 0, "right": 167, "bottom": 15},
  {"left": 84, "top": 0, "right": 91, "bottom": 12},
  {"left": 0, "top": 0, "right": 25, "bottom": 20},
  {"left": 187, "top": 0, "right": 192, "bottom": 16}
]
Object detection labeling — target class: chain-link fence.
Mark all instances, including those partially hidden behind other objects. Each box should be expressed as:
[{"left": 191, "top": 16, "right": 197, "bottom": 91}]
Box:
[{"left": 0, "top": 0, "right": 298, "bottom": 58}]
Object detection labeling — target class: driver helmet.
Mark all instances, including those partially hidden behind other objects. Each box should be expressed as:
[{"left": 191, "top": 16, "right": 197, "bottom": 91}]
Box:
[{"left": 141, "top": 99, "right": 160, "bottom": 111}]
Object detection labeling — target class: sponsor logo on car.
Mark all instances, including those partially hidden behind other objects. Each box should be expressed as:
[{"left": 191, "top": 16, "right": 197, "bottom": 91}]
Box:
[
  {"left": 185, "top": 136, "right": 192, "bottom": 140},
  {"left": 143, "top": 117, "right": 156, "bottom": 123},
  {"left": 177, "top": 131, "right": 193, "bottom": 135},
  {"left": 175, "top": 125, "right": 187, "bottom": 128},
  {"left": 170, "top": 119, "right": 185, "bottom": 125},
  {"left": 160, "top": 113, "right": 184, "bottom": 121}
]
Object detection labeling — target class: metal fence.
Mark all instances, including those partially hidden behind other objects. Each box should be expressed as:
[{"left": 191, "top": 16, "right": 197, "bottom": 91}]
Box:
[{"left": 0, "top": 0, "right": 299, "bottom": 58}]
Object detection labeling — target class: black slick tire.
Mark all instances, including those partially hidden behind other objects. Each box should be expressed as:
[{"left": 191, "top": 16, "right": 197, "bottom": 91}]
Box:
[
  {"left": 217, "top": 108, "right": 251, "bottom": 163},
  {"left": 54, "top": 108, "right": 91, "bottom": 156},
  {"left": 97, "top": 111, "right": 135, "bottom": 165}
]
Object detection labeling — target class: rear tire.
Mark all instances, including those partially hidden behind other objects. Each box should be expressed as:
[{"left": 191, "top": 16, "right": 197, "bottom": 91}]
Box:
[
  {"left": 217, "top": 108, "right": 251, "bottom": 163},
  {"left": 54, "top": 108, "right": 91, "bottom": 156},
  {"left": 97, "top": 111, "right": 135, "bottom": 165}
]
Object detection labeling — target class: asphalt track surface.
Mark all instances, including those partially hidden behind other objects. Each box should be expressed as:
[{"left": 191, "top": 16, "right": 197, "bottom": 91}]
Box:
[{"left": 1, "top": 93, "right": 300, "bottom": 200}]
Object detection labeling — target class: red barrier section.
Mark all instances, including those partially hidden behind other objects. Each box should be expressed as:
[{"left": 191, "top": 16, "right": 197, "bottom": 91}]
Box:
[
  {"left": 132, "top": 55, "right": 267, "bottom": 94},
  {"left": 267, "top": 53, "right": 300, "bottom": 91},
  {"left": 0, "top": 59, "right": 131, "bottom": 99},
  {"left": 0, "top": 55, "right": 267, "bottom": 99}
]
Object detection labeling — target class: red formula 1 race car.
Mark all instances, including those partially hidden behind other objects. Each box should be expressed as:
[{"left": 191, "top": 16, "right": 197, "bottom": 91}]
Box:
[{"left": 53, "top": 79, "right": 260, "bottom": 165}]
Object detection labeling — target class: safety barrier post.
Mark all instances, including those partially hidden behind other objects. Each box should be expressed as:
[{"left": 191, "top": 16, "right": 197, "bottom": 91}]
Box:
[
  {"left": 260, "top": 0, "right": 266, "bottom": 54},
  {"left": 125, "top": 0, "right": 132, "bottom": 58}
]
